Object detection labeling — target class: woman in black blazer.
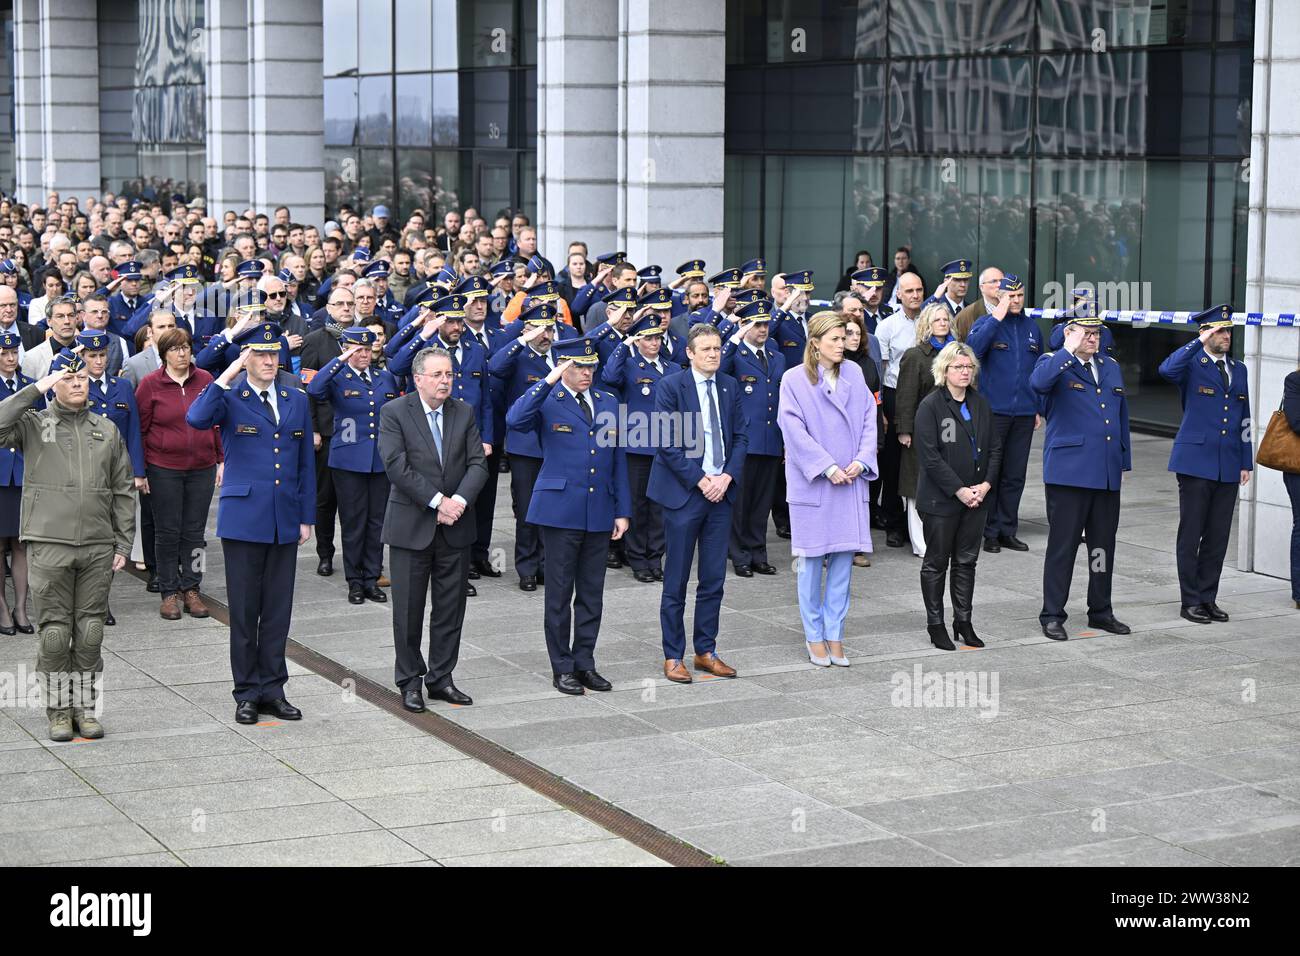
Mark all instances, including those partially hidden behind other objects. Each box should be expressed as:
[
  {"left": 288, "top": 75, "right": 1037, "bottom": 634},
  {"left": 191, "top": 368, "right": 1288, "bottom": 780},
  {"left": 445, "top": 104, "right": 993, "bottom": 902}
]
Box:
[
  {"left": 1283, "top": 370, "right": 1300, "bottom": 608},
  {"left": 913, "top": 342, "right": 1003, "bottom": 650}
]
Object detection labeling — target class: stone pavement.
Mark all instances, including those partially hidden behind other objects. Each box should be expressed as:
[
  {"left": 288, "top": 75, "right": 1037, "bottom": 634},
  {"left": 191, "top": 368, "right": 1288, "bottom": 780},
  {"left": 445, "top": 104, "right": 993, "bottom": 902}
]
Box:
[{"left": 4, "top": 432, "right": 1299, "bottom": 866}]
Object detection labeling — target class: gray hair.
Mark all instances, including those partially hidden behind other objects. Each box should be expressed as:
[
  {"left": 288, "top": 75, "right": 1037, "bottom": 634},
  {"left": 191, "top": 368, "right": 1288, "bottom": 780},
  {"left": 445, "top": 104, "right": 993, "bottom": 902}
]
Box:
[
  {"left": 137, "top": 249, "right": 160, "bottom": 267},
  {"left": 353, "top": 278, "right": 377, "bottom": 295},
  {"left": 411, "top": 346, "right": 451, "bottom": 376}
]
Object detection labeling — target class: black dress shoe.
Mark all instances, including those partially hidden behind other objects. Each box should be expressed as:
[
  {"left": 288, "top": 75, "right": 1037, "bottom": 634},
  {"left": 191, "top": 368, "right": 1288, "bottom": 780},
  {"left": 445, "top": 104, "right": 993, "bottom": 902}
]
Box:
[
  {"left": 258, "top": 698, "right": 302, "bottom": 720},
  {"left": 519, "top": 576, "right": 537, "bottom": 592},
  {"left": 606, "top": 550, "right": 623, "bottom": 569},
  {"left": 348, "top": 584, "right": 365, "bottom": 605},
  {"left": 402, "top": 688, "right": 425, "bottom": 713},
  {"left": 1180, "top": 605, "right": 1213, "bottom": 624},
  {"left": 651, "top": 568, "right": 663, "bottom": 581},
  {"left": 146, "top": 574, "right": 161, "bottom": 593},
  {"left": 471, "top": 559, "right": 501, "bottom": 578},
  {"left": 886, "top": 531, "right": 907, "bottom": 548},
  {"left": 465, "top": 582, "right": 477, "bottom": 597},
  {"left": 235, "top": 701, "right": 258, "bottom": 724},
  {"left": 13, "top": 619, "right": 32, "bottom": 635},
  {"left": 105, "top": 608, "right": 116, "bottom": 627},
  {"left": 467, "top": 567, "right": 480, "bottom": 580},
  {"left": 1041, "top": 621, "right": 1068, "bottom": 641},
  {"left": 364, "top": 586, "right": 387, "bottom": 603},
  {"left": 751, "top": 562, "right": 778, "bottom": 575},
  {"left": 0, "top": 620, "right": 15, "bottom": 636},
  {"left": 633, "top": 569, "right": 656, "bottom": 583},
  {"left": 775, "top": 526, "right": 792, "bottom": 539},
  {"left": 317, "top": 557, "right": 334, "bottom": 576},
  {"left": 982, "top": 537, "right": 1001, "bottom": 553},
  {"left": 734, "top": 564, "right": 754, "bottom": 578},
  {"left": 928, "top": 623, "right": 955, "bottom": 651},
  {"left": 1087, "top": 615, "right": 1131, "bottom": 635},
  {"left": 998, "top": 535, "right": 1029, "bottom": 552},
  {"left": 553, "top": 673, "right": 585, "bottom": 695},
  {"left": 575, "top": 670, "right": 612, "bottom": 692},
  {"left": 1204, "top": 602, "right": 1230, "bottom": 622},
  {"left": 428, "top": 683, "right": 472, "bottom": 706},
  {"left": 953, "top": 620, "right": 984, "bottom": 648}
]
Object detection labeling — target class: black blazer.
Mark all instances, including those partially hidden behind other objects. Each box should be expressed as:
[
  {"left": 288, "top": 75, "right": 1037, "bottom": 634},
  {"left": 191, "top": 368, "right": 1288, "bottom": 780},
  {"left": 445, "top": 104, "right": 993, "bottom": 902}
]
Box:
[
  {"left": 299, "top": 327, "right": 343, "bottom": 437},
  {"left": 379, "top": 393, "right": 488, "bottom": 551},
  {"left": 3, "top": 321, "right": 44, "bottom": 351},
  {"left": 913, "top": 385, "right": 1003, "bottom": 516}
]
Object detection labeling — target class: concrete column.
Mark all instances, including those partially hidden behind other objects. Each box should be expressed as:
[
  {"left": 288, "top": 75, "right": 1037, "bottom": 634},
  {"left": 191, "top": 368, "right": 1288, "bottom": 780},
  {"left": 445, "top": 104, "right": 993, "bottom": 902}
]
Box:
[
  {"left": 12, "top": 0, "right": 44, "bottom": 203},
  {"left": 1240, "top": 0, "right": 1300, "bottom": 582},
  {"left": 246, "top": 0, "right": 324, "bottom": 227},
  {"left": 619, "top": 0, "right": 725, "bottom": 272},
  {"left": 537, "top": 0, "right": 620, "bottom": 262},
  {"left": 204, "top": 0, "right": 251, "bottom": 212},
  {"left": 36, "top": 0, "right": 101, "bottom": 201}
]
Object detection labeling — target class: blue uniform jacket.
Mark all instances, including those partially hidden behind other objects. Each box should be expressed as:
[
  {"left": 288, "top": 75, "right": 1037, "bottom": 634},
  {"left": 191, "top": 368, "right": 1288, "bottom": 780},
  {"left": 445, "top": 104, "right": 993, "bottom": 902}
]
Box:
[
  {"left": 108, "top": 291, "right": 149, "bottom": 342},
  {"left": 967, "top": 311, "right": 1044, "bottom": 417},
  {"left": 387, "top": 334, "right": 494, "bottom": 446},
  {"left": 0, "top": 373, "right": 40, "bottom": 485},
  {"left": 1157, "top": 340, "right": 1253, "bottom": 482},
  {"left": 586, "top": 322, "right": 631, "bottom": 365},
  {"left": 305, "top": 356, "right": 399, "bottom": 473},
  {"left": 600, "top": 341, "right": 672, "bottom": 454},
  {"left": 505, "top": 380, "right": 631, "bottom": 532},
  {"left": 1030, "top": 350, "right": 1131, "bottom": 491},
  {"left": 87, "top": 376, "right": 146, "bottom": 477},
  {"left": 773, "top": 310, "right": 808, "bottom": 372},
  {"left": 196, "top": 329, "right": 292, "bottom": 376},
  {"left": 1049, "top": 321, "right": 1118, "bottom": 359},
  {"left": 720, "top": 338, "right": 784, "bottom": 457},
  {"left": 186, "top": 374, "right": 317, "bottom": 543},
  {"left": 646, "top": 368, "right": 749, "bottom": 509},
  {"left": 487, "top": 335, "right": 571, "bottom": 458}
]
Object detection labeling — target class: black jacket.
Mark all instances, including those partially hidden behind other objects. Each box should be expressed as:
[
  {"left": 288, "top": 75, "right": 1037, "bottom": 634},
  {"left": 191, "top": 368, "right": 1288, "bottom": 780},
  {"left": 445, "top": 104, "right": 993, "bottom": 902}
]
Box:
[
  {"left": 299, "top": 327, "right": 342, "bottom": 437},
  {"left": 913, "top": 385, "right": 1003, "bottom": 516}
]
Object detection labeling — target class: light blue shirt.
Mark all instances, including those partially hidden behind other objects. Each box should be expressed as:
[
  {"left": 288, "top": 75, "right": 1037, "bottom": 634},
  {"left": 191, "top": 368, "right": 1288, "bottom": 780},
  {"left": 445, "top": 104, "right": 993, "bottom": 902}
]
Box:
[
  {"left": 691, "top": 368, "right": 725, "bottom": 476},
  {"left": 420, "top": 397, "right": 466, "bottom": 511}
]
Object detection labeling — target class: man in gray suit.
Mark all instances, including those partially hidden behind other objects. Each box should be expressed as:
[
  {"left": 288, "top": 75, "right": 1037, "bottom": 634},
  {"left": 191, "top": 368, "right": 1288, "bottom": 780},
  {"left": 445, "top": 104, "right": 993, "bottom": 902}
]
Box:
[
  {"left": 120, "top": 310, "right": 175, "bottom": 387},
  {"left": 379, "top": 346, "right": 488, "bottom": 713}
]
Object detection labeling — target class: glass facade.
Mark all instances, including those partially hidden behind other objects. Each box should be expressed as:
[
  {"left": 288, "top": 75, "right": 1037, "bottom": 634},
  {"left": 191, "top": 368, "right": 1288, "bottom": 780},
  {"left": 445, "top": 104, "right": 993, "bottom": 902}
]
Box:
[
  {"left": 98, "top": 0, "right": 207, "bottom": 202},
  {"left": 323, "top": 0, "right": 537, "bottom": 223},
  {"left": 724, "top": 0, "right": 1255, "bottom": 430}
]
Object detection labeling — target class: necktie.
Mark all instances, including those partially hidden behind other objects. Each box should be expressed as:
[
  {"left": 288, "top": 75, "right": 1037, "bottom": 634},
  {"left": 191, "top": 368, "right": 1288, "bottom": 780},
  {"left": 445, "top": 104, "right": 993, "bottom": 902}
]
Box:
[
  {"left": 360, "top": 370, "right": 371, "bottom": 387},
  {"left": 473, "top": 330, "right": 487, "bottom": 352},
  {"left": 704, "top": 379, "right": 724, "bottom": 471},
  {"left": 427, "top": 409, "right": 443, "bottom": 463},
  {"left": 259, "top": 390, "right": 277, "bottom": 425},
  {"left": 757, "top": 349, "right": 768, "bottom": 374},
  {"left": 543, "top": 350, "right": 554, "bottom": 371},
  {"left": 577, "top": 391, "right": 592, "bottom": 424},
  {"left": 1216, "top": 359, "right": 1230, "bottom": 391},
  {"left": 3, "top": 379, "right": 13, "bottom": 394}
]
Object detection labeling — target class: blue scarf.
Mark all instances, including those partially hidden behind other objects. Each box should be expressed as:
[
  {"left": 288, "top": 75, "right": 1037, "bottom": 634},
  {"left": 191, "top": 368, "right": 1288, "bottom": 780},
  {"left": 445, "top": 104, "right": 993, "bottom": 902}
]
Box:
[{"left": 929, "top": 334, "right": 954, "bottom": 349}]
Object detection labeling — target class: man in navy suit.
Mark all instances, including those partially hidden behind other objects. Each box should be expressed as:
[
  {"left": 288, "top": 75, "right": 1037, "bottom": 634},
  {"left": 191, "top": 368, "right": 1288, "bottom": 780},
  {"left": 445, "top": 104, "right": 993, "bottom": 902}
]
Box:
[
  {"left": 648, "top": 323, "right": 748, "bottom": 683},
  {"left": 1157, "top": 305, "right": 1253, "bottom": 624}
]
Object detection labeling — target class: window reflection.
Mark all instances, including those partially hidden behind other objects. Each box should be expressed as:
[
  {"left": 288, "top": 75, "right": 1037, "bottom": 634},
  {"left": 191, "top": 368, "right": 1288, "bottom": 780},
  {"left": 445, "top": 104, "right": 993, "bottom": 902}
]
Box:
[
  {"left": 888, "top": 57, "right": 1032, "bottom": 155},
  {"left": 889, "top": 0, "right": 1033, "bottom": 56},
  {"left": 432, "top": 73, "right": 459, "bottom": 146},
  {"left": 323, "top": 0, "right": 358, "bottom": 77},
  {"left": 395, "top": 0, "right": 433, "bottom": 72},
  {"left": 324, "top": 78, "right": 358, "bottom": 147},
  {"left": 358, "top": 76, "right": 393, "bottom": 146},
  {"left": 396, "top": 74, "right": 432, "bottom": 147},
  {"left": 1039, "top": 0, "right": 1214, "bottom": 50}
]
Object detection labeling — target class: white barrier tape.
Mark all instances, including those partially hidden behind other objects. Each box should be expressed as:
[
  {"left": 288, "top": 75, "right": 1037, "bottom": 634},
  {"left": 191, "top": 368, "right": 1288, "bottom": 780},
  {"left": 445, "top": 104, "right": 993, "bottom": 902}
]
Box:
[{"left": 1028, "top": 309, "right": 1298, "bottom": 327}]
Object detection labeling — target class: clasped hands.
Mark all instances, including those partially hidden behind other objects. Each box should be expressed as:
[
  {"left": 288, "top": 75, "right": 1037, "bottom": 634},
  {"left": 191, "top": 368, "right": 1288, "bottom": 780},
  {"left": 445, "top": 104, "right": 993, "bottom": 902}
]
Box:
[
  {"left": 956, "top": 482, "right": 991, "bottom": 509},
  {"left": 436, "top": 496, "right": 466, "bottom": 525},
  {"left": 826, "top": 461, "right": 865, "bottom": 485},
  {"left": 696, "top": 473, "right": 732, "bottom": 503}
]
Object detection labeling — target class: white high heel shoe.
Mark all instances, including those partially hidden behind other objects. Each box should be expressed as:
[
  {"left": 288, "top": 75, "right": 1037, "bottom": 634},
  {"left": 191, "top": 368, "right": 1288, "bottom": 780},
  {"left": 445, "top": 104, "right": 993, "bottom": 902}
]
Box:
[
  {"left": 807, "top": 642, "right": 831, "bottom": 667},
  {"left": 826, "top": 642, "right": 850, "bottom": 667}
]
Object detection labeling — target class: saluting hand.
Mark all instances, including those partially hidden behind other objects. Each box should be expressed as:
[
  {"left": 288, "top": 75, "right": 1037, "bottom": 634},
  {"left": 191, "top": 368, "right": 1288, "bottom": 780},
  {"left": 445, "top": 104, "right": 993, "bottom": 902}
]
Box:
[
  {"left": 339, "top": 344, "right": 364, "bottom": 363},
  {"left": 34, "top": 368, "right": 71, "bottom": 394},
  {"left": 545, "top": 359, "right": 572, "bottom": 385},
  {"left": 520, "top": 324, "right": 547, "bottom": 346},
  {"left": 216, "top": 348, "right": 248, "bottom": 387},
  {"left": 1062, "top": 325, "right": 1086, "bottom": 355},
  {"left": 990, "top": 290, "right": 1011, "bottom": 321}
]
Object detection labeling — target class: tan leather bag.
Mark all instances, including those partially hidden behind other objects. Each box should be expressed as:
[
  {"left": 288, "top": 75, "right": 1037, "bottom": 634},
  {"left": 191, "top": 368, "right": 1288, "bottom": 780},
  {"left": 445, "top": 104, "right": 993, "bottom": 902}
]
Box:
[{"left": 1256, "top": 403, "right": 1300, "bottom": 474}]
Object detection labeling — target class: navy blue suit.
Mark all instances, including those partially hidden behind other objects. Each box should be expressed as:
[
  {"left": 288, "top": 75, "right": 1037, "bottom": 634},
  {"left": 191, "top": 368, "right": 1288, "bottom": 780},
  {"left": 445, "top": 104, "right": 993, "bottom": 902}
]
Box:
[
  {"left": 720, "top": 337, "right": 784, "bottom": 568},
  {"left": 108, "top": 291, "right": 147, "bottom": 343},
  {"left": 86, "top": 375, "right": 145, "bottom": 477},
  {"left": 648, "top": 368, "right": 749, "bottom": 661},
  {"left": 1031, "top": 348, "right": 1131, "bottom": 626},
  {"left": 1158, "top": 339, "right": 1253, "bottom": 608},
  {"left": 0, "top": 373, "right": 39, "bottom": 535},
  {"left": 462, "top": 322, "right": 510, "bottom": 566},
  {"left": 186, "top": 374, "right": 316, "bottom": 704}
]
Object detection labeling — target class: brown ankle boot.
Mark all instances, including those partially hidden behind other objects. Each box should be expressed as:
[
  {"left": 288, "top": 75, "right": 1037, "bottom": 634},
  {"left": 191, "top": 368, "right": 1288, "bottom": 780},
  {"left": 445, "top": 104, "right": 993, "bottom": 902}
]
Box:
[
  {"left": 182, "top": 589, "right": 209, "bottom": 618},
  {"left": 160, "top": 594, "right": 182, "bottom": 620}
]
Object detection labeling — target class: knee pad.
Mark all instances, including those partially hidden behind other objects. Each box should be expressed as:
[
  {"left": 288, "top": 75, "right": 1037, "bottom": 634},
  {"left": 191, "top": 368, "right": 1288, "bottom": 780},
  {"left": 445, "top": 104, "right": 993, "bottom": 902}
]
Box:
[
  {"left": 81, "top": 621, "right": 105, "bottom": 651},
  {"left": 40, "top": 626, "right": 68, "bottom": 657}
]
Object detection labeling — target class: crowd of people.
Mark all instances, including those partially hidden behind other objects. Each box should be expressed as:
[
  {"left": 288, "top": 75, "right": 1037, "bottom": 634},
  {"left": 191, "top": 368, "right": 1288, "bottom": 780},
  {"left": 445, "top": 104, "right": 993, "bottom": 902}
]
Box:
[{"left": 0, "top": 189, "right": 1297, "bottom": 741}]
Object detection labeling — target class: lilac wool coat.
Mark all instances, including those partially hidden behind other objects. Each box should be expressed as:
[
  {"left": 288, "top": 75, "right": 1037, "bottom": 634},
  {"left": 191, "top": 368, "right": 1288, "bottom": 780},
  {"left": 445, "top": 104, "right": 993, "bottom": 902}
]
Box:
[{"left": 778, "top": 360, "right": 879, "bottom": 557}]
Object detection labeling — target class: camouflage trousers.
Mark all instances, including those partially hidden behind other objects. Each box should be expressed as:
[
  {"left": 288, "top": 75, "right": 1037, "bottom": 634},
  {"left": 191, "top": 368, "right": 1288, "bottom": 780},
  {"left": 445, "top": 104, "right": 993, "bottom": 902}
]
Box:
[{"left": 28, "top": 542, "right": 114, "bottom": 719}]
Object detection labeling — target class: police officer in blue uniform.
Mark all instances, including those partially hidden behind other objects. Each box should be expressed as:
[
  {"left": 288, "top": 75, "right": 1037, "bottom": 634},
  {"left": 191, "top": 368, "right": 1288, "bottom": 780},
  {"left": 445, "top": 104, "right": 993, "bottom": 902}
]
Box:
[
  {"left": 126, "top": 265, "right": 220, "bottom": 349},
  {"left": 1158, "top": 305, "right": 1253, "bottom": 624},
  {"left": 602, "top": 311, "right": 672, "bottom": 582},
  {"left": 1031, "top": 314, "right": 1132, "bottom": 640},
  {"left": 0, "top": 329, "right": 38, "bottom": 635},
  {"left": 106, "top": 260, "right": 146, "bottom": 342},
  {"left": 669, "top": 259, "right": 708, "bottom": 322},
  {"left": 1048, "top": 287, "right": 1119, "bottom": 358},
  {"left": 587, "top": 287, "right": 638, "bottom": 364},
  {"left": 186, "top": 322, "right": 316, "bottom": 724},
  {"left": 0, "top": 260, "right": 31, "bottom": 323},
  {"left": 364, "top": 259, "right": 405, "bottom": 325},
  {"left": 505, "top": 335, "right": 630, "bottom": 695},
  {"left": 689, "top": 267, "right": 742, "bottom": 334},
  {"left": 967, "top": 273, "right": 1043, "bottom": 553},
  {"left": 306, "top": 326, "right": 399, "bottom": 606},
  {"left": 738, "top": 258, "right": 767, "bottom": 293},
  {"left": 774, "top": 269, "right": 815, "bottom": 372},
  {"left": 850, "top": 266, "right": 893, "bottom": 335},
  {"left": 196, "top": 292, "right": 294, "bottom": 375},
  {"left": 721, "top": 299, "right": 784, "bottom": 577},
  {"left": 642, "top": 287, "right": 688, "bottom": 367},
  {"left": 924, "top": 259, "right": 972, "bottom": 316},
  {"left": 488, "top": 302, "right": 567, "bottom": 591}
]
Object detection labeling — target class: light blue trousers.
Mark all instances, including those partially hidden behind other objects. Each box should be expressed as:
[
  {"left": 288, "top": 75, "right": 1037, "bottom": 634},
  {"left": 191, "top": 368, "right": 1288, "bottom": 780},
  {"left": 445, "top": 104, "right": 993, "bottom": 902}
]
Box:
[{"left": 797, "top": 551, "right": 854, "bottom": 645}]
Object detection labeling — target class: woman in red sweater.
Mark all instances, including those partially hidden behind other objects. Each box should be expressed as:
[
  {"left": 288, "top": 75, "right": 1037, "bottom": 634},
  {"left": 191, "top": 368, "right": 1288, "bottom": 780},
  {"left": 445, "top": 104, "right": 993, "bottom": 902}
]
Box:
[{"left": 136, "top": 328, "right": 223, "bottom": 621}]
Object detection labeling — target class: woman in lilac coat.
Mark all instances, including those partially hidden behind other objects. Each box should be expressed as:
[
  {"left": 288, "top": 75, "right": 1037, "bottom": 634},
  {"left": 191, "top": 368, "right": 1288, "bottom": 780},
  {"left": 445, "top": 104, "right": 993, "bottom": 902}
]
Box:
[{"left": 778, "top": 311, "right": 878, "bottom": 667}]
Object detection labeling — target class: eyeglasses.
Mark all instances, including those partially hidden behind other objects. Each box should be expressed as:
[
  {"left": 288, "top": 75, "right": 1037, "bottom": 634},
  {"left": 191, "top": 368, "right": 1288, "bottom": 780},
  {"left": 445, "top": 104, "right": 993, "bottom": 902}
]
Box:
[
  {"left": 265, "top": 291, "right": 287, "bottom": 298},
  {"left": 950, "top": 364, "right": 975, "bottom": 372}
]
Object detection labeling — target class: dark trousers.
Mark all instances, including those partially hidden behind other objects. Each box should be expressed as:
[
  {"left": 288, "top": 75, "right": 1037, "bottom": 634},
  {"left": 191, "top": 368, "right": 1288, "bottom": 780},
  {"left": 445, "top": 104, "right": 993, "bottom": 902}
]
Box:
[
  {"left": 771, "top": 465, "right": 790, "bottom": 532},
  {"left": 625, "top": 453, "right": 664, "bottom": 571},
  {"left": 1041, "top": 484, "right": 1121, "bottom": 625},
  {"left": 147, "top": 464, "right": 216, "bottom": 595},
  {"left": 879, "top": 387, "right": 904, "bottom": 530},
  {"left": 541, "top": 526, "right": 609, "bottom": 674},
  {"left": 472, "top": 445, "right": 503, "bottom": 565},
  {"left": 508, "top": 452, "right": 544, "bottom": 579},
  {"left": 140, "top": 488, "right": 156, "bottom": 576},
  {"left": 314, "top": 446, "right": 338, "bottom": 560},
  {"left": 1286, "top": 472, "right": 1300, "bottom": 602},
  {"left": 332, "top": 468, "right": 390, "bottom": 588},
  {"left": 660, "top": 491, "right": 731, "bottom": 660},
  {"left": 986, "top": 414, "right": 1035, "bottom": 540},
  {"left": 920, "top": 507, "right": 989, "bottom": 625},
  {"left": 223, "top": 538, "right": 297, "bottom": 703},
  {"left": 390, "top": 539, "right": 470, "bottom": 692},
  {"left": 1175, "top": 473, "right": 1238, "bottom": 608},
  {"left": 731, "top": 453, "right": 778, "bottom": 566}
]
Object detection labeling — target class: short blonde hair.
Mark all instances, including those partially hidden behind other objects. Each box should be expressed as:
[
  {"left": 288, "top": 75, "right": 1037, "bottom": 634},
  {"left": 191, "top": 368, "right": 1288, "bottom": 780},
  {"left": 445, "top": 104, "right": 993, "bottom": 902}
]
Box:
[
  {"left": 931, "top": 341, "right": 979, "bottom": 387},
  {"left": 915, "top": 303, "right": 952, "bottom": 346}
]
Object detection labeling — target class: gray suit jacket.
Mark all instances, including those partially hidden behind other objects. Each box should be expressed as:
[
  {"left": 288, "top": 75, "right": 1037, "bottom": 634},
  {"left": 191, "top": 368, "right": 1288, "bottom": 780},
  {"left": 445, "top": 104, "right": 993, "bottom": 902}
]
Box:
[
  {"left": 121, "top": 346, "right": 161, "bottom": 388},
  {"left": 379, "top": 393, "right": 488, "bottom": 552}
]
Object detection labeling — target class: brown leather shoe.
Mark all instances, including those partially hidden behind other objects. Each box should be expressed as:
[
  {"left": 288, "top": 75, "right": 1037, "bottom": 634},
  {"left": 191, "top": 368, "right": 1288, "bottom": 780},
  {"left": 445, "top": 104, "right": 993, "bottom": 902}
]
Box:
[
  {"left": 160, "top": 594, "right": 182, "bottom": 620},
  {"left": 377, "top": 575, "right": 391, "bottom": 588},
  {"left": 663, "top": 659, "right": 692, "bottom": 683},
  {"left": 693, "top": 652, "right": 737, "bottom": 678},
  {"left": 182, "top": 589, "right": 209, "bottom": 618}
]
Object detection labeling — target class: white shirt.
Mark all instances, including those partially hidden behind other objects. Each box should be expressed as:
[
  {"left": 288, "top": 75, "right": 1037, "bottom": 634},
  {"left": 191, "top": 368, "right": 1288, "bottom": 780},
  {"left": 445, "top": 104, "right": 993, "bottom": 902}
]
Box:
[
  {"left": 691, "top": 368, "right": 725, "bottom": 475},
  {"left": 420, "top": 396, "right": 467, "bottom": 510},
  {"left": 1070, "top": 349, "right": 1100, "bottom": 383},
  {"left": 875, "top": 312, "right": 918, "bottom": 388}
]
